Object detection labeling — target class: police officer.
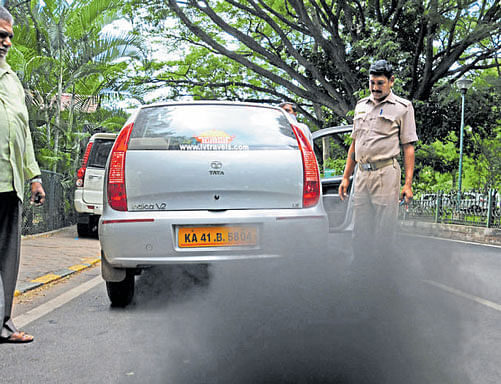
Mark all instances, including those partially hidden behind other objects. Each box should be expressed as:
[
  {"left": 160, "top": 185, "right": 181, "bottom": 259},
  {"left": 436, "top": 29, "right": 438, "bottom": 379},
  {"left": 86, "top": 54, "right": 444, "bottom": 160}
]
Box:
[{"left": 339, "top": 60, "right": 418, "bottom": 261}]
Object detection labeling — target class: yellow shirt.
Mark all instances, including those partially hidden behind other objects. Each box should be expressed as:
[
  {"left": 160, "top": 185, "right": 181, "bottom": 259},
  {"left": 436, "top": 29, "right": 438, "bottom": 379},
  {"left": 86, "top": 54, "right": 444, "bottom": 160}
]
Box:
[
  {"left": 352, "top": 91, "right": 418, "bottom": 164},
  {"left": 0, "top": 59, "right": 40, "bottom": 202}
]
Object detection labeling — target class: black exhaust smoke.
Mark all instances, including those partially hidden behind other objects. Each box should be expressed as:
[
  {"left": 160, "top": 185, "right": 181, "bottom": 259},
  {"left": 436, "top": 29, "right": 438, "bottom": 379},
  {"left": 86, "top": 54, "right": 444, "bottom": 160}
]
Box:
[{"left": 127, "top": 229, "right": 470, "bottom": 384}]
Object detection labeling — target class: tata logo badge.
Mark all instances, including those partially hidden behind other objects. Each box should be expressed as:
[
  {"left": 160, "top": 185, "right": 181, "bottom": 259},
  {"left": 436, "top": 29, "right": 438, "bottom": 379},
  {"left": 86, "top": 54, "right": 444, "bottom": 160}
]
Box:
[{"left": 209, "top": 161, "right": 224, "bottom": 175}]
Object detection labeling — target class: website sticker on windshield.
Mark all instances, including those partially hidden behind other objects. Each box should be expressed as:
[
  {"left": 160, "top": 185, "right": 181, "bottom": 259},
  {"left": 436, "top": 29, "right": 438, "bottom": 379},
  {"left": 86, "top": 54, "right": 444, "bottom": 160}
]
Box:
[{"left": 179, "top": 130, "right": 249, "bottom": 151}]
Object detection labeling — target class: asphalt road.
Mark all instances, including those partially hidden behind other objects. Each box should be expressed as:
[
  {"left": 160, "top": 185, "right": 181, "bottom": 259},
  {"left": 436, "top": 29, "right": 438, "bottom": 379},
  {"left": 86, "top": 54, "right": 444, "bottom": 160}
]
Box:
[{"left": 2, "top": 233, "right": 501, "bottom": 384}]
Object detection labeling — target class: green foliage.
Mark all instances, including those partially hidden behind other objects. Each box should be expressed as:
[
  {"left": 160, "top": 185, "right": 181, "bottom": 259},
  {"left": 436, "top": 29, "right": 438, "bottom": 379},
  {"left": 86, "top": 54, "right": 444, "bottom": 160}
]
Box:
[
  {"left": 7, "top": 0, "right": 140, "bottom": 178},
  {"left": 467, "top": 124, "right": 501, "bottom": 190},
  {"left": 37, "top": 148, "right": 59, "bottom": 171},
  {"left": 414, "top": 165, "right": 454, "bottom": 192},
  {"left": 413, "top": 70, "right": 501, "bottom": 192},
  {"left": 98, "top": 113, "right": 129, "bottom": 133},
  {"left": 324, "top": 158, "right": 347, "bottom": 176},
  {"left": 4, "top": 0, "right": 499, "bottom": 196},
  {"left": 121, "top": 0, "right": 499, "bottom": 130}
]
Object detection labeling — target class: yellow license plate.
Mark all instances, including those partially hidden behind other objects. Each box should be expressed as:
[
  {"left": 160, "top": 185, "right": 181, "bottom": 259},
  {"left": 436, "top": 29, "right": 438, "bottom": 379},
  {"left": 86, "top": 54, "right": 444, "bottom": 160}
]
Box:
[{"left": 178, "top": 225, "right": 258, "bottom": 248}]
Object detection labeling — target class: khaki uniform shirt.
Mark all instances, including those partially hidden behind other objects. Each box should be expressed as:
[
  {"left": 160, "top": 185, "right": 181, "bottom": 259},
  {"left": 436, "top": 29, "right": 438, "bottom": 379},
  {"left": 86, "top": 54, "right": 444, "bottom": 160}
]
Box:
[
  {"left": 0, "top": 59, "right": 40, "bottom": 202},
  {"left": 352, "top": 91, "right": 418, "bottom": 163}
]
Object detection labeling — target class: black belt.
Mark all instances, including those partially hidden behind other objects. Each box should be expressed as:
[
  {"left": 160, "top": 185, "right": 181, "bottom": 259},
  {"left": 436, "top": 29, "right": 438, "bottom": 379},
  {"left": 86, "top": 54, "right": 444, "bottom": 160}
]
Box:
[{"left": 358, "top": 158, "right": 395, "bottom": 171}]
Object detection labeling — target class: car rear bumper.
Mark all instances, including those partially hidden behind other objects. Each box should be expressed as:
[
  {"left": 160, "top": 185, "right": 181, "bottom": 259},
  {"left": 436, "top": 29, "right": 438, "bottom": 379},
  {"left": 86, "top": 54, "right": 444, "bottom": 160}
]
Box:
[
  {"left": 74, "top": 189, "right": 103, "bottom": 215},
  {"left": 99, "top": 208, "right": 328, "bottom": 267}
]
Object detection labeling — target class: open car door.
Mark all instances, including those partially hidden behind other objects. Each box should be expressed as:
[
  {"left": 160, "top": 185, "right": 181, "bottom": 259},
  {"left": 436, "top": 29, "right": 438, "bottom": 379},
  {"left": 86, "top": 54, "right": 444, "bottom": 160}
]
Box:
[
  {"left": 313, "top": 125, "right": 355, "bottom": 232},
  {"left": 0, "top": 274, "right": 4, "bottom": 327}
]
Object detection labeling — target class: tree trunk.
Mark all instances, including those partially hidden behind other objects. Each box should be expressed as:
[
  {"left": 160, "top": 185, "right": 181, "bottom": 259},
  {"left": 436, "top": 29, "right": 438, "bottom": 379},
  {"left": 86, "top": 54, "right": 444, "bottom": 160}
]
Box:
[
  {"left": 68, "top": 87, "right": 81, "bottom": 171},
  {"left": 52, "top": 58, "right": 63, "bottom": 173}
]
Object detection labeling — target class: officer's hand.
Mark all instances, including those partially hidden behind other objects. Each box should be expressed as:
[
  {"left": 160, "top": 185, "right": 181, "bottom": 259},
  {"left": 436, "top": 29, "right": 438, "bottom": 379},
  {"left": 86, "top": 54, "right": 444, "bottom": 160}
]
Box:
[
  {"left": 30, "top": 182, "right": 46, "bottom": 206},
  {"left": 339, "top": 178, "right": 350, "bottom": 201},
  {"left": 400, "top": 185, "right": 413, "bottom": 204}
]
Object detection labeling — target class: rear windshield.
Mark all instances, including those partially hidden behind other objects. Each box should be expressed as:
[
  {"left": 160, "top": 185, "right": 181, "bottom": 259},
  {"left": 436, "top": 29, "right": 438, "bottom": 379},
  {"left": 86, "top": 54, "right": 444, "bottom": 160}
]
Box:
[
  {"left": 87, "top": 139, "right": 114, "bottom": 168},
  {"left": 128, "top": 104, "right": 298, "bottom": 151}
]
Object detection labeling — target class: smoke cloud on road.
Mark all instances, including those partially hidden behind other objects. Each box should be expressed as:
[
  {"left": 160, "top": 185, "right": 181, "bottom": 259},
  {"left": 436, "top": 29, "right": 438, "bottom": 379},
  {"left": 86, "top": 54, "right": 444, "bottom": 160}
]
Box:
[{"left": 123, "top": 228, "right": 471, "bottom": 384}]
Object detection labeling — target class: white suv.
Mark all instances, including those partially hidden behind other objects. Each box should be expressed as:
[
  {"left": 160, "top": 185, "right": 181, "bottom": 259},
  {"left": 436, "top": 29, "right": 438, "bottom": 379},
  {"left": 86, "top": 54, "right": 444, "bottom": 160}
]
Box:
[{"left": 74, "top": 133, "right": 117, "bottom": 237}]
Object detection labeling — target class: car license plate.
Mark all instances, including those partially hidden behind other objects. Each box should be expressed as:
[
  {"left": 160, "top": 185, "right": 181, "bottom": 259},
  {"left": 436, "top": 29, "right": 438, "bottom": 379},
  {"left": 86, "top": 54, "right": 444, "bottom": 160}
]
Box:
[{"left": 178, "top": 225, "right": 258, "bottom": 248}]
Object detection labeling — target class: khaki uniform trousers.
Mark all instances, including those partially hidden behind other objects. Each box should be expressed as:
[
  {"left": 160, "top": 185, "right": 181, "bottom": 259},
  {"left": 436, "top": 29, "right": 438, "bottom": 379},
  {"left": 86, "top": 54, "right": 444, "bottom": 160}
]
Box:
[{"left": 351, "top": 159, "right": 400, "bottom": 269}]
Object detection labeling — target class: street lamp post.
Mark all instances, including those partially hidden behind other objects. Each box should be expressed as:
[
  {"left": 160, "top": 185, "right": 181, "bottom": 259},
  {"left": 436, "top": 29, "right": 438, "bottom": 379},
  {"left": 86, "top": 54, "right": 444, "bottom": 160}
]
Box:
[{"left": 456, "top": 77, "right": 473, "bottom": 203}]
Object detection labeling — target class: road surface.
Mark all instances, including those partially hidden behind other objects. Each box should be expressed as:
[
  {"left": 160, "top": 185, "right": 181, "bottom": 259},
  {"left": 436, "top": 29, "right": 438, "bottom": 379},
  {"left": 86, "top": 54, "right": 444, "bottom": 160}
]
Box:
[{"left": 2, "top": 232, "right": 500, "bottom": 384}]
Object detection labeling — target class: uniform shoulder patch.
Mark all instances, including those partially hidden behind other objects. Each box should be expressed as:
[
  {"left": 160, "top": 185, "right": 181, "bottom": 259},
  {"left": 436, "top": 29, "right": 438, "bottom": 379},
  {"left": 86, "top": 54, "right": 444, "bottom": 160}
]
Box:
[
  {"left": 356, "top": 96, "right": 370, "bottom": 105},
  {"left": 393, "top": 94, "right": 412, "bottom": 107},
  {"left": 354, "top": 97, "right": 371, "bottom": 116}
]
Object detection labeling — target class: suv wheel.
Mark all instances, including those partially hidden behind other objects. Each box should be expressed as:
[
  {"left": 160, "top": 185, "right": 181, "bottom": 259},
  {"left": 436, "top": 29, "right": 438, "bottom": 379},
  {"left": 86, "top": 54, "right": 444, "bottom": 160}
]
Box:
[
  {"left": 106, "top": 273, "right": 135, "bottom": 307},
  {"left": 89, "top": 215, "right": 99, "bottom": 238},
  {"left": 77, "top": 222, "right": 90, "bottom": 237},
  {"left": 77, "top": 216, "right": 99, "bottom": 238}
]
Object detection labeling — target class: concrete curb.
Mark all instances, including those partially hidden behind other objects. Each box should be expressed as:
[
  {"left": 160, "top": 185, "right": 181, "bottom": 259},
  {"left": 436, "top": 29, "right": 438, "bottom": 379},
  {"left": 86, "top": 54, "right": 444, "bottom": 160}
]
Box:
[
  {"left": 399, "top": 220, "right": 501, "bottom": 246},
  {"left": 21, "top": 225, "right": 76, "bottom": 240},
  {"left": 14, "top": 257, "right": 101, "bottom": 297}
]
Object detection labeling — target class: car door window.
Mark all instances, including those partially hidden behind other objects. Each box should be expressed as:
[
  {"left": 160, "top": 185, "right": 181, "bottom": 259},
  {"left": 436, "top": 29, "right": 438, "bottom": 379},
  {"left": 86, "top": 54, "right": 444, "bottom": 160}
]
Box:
[
  {"left": 128, "top": 105, "right": 298, "bottom": 151},
  {"left": 87, "top": 139, "right": 114, "bottom": 168},
  {"left": 313, "top": 126, "right": 354, "bottom": 230},
  {"left": 314, "top": 130, "right": 352, "bottom": 180}
]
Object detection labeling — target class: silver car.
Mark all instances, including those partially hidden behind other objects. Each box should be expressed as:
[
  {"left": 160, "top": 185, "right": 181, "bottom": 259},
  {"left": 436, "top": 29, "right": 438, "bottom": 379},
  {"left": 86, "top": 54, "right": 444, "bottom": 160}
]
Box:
[{"left": 99, "top": 101, "right": 329, "bottom": 306}]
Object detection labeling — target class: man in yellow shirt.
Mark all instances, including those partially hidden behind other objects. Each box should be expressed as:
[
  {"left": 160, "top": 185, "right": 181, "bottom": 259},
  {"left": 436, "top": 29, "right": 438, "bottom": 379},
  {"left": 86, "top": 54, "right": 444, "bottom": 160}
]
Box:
[{"left": 0, "top": 5, "right": 45, "bottom": 343}]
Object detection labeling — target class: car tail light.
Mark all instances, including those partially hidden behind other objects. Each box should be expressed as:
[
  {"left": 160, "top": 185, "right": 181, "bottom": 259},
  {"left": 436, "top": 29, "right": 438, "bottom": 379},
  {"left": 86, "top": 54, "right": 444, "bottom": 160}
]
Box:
[
  {"left": 107, "top": 123, "right": 134, "bottom": 211},
  {"left": 292, "top": 125, "right": 320, "bottom": 208},
  {"left": 76, "top": 141, "right": 93, "bottom": 187}
]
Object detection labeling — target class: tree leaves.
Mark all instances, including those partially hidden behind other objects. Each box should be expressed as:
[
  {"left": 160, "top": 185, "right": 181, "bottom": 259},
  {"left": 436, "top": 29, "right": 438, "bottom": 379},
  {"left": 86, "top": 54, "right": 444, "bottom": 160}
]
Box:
[{"left": 8, "top": 0, "right": 140, "bottom": 175}]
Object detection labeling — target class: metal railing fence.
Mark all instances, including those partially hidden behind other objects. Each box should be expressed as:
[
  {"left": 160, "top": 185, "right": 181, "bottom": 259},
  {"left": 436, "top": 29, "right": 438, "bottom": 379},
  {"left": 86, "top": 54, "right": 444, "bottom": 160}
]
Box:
[
  {"left": 400, "top": 189, "right": 500, "bottom": 229},
  {"left": 21, "top": 174, "right": 500, "bottom": 234},
  {"left": 22, "top": 170, "right": 77, "bottom": 235}
]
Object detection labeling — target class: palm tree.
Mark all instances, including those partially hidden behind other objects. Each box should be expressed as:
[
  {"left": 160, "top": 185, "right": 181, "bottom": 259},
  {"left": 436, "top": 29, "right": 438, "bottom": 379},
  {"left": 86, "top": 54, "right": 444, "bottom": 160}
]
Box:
[{"left": 8, "top": 0, "right": 142, "bottom": 172}]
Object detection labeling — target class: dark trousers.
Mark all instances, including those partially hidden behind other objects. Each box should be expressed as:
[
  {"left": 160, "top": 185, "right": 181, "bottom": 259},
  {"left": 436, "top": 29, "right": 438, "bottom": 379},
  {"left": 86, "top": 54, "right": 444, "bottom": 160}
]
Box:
[{"left": 0, "top": 192, "right": 21, "bottom": 338}]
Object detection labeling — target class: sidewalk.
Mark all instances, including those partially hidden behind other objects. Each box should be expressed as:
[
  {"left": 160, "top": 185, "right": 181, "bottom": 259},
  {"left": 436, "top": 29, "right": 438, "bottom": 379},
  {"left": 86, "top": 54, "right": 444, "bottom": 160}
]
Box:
[
  {"left": 16, "top": 225, "right": 101, "bottom": 296},
  {"left": 400, "top": 220, "right": 501, "bottom": 246}
]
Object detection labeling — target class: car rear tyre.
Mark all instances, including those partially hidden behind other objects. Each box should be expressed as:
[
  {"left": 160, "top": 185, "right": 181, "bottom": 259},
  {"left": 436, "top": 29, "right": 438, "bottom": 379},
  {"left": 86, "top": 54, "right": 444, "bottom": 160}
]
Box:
[
  {"left": 106, "top": 274, "right": 135, "bottom": 307},
  {"left": 89, "top": 216, "right": 99, "bottom": 238},
  {"left": 77, "top": 222, "right": 90, "bottom": 237}
]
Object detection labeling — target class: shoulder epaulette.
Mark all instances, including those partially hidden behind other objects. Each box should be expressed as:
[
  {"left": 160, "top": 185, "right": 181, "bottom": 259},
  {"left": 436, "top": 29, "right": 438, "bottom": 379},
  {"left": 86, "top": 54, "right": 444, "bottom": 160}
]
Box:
[
  {"left": 356, "top": 96, "right": 370, "bottom": 105},
  {"left": 393, "top": 94, "right": 412, "bottom": 107}
]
